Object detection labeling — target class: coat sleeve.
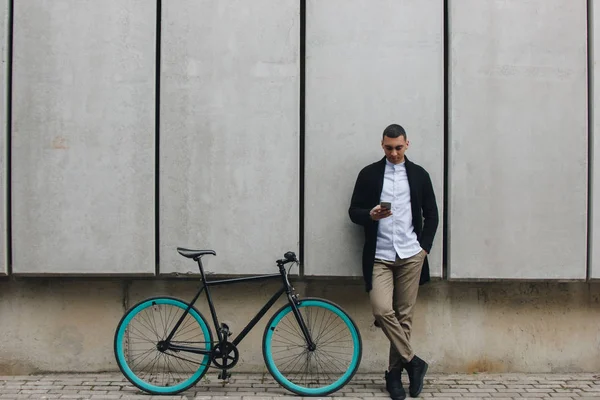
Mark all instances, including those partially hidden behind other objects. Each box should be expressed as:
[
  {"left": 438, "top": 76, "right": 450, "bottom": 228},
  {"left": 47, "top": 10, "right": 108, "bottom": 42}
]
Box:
[
  {"left": 419, "top": 171, "right": 439, "bottom": 253},
  {"left": 348, "top": 169, "right": 374, "bottom": 226}
]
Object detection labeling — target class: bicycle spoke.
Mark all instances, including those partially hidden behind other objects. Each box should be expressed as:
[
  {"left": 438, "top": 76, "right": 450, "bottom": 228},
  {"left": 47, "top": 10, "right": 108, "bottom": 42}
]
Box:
[
  {"left": 281, "top": 349, "right": 309, "bottom": 374},
  {"left": 137, "top": 309, "right": 163, "bottom": 340},
  {"left": 318, "top": 322, "right": 351, "bottom": 345},
  {"left": 278, "top": 317, "right": 306, "bottom": 341},
  {"left": 127, "top": 324, "right": 158, "bottom": 344},
  {"left": 165, "top": 305, "right": 180, "bottom": 338},
  {"left": 283, "top": 313, "right": 306, "bottom": 339}
]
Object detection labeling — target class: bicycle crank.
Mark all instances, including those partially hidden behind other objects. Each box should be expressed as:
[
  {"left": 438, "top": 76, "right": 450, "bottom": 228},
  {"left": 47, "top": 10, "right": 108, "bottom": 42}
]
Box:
[{"left": 211, "top": 341, "right": 239, "bottom": 369}]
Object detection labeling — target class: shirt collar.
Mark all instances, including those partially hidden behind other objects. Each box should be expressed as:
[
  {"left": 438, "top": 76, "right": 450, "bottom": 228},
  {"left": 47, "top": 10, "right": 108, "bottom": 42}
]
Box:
[{"left": 385, "top": 159, "right": 406, "bottom": 169}]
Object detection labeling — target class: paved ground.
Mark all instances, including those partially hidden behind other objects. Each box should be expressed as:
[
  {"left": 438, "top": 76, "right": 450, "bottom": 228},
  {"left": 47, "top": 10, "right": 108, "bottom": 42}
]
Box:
[{"left": 1, "top": 372, "right": 600, "bottom": 400}]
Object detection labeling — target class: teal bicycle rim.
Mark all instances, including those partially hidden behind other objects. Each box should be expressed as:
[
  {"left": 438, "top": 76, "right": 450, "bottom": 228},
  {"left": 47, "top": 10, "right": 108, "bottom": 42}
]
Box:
[
  {"left": 115, "top": 298, "right": 212, "bottom": 394},
  {"left": 264, "top": 299, "right": 361, "bottom": 396}
]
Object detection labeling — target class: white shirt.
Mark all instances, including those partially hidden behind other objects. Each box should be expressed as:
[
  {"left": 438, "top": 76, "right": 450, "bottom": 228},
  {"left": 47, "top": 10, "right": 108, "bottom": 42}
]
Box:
[{"left": 375, "top": 160, "right": 422, "bottom": 261}]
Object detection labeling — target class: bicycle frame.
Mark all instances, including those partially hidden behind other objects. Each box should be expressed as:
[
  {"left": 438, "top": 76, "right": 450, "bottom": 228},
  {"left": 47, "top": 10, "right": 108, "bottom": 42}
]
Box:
[{"left": 163, "top": 256, "right": 315, "bottom": 356}]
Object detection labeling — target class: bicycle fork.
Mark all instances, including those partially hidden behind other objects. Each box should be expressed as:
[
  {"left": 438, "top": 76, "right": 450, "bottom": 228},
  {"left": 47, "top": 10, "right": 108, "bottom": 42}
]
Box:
[{"left": 288, "top": 294, "right": 317, "bottom": 351}]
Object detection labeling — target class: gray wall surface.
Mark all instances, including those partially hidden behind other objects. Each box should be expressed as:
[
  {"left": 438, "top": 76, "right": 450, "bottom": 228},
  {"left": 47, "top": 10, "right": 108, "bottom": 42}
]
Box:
[
  {"left": 304, "top": 0, "right": 444, "bottom": 277},
  {"left": 0, "top": 280, "right": 124, "bottom": 374},
  {"left": 2, "top": 0, "right": 600, "bottom": 379},
  {"left": 159, "top": 0, "right": 300, "bottom": 275},
  {"left": 0, "top": 0, "right": 6, "bottom": 275},
  {"left": 2, "top": 279, "right": 600, "bottom": 374},
  {"left": 448, "top": 0, "right": 588, "bottom": 280},
  {"left": 0, "top": 0, "right": 596, "bottom": 280},
  {"left": 11, "top": 1, "right": 156, "bottom": 274}
]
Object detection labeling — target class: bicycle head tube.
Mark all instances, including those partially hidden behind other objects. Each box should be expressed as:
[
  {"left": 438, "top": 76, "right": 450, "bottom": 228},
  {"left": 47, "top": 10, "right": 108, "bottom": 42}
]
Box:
[{"left": 277, "top": 251, "right": 298, "bottom": 292}]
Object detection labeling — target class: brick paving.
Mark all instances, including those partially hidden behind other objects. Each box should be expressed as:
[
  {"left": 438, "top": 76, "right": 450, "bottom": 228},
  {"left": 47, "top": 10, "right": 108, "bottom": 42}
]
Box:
[{"left": 1, "top": 372, "right": 600, "bottom": 399}]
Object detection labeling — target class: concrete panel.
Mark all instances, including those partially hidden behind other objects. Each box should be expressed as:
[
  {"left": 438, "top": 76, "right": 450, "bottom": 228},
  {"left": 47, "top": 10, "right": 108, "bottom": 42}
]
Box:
[
  {"left": 160, "top": 1, "right": 299, "bottom": 274},
  {"left": 449, "top": 0, "right": 587, "bottom": 279},
  {"left": 304, "top": 0, "right": 444, "bottom": 277},
  {"left": 0, "top": 0, "right": 7, "bottom": 275},
  {"left": 12, "top": 1, "right": 156, "bottom": 274},
  {"left": 0, "top": 279, "right": 124, "bottom": 374}
]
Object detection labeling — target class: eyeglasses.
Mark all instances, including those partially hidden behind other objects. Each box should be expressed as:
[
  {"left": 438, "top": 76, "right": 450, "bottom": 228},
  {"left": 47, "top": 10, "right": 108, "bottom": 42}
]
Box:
[{"left": 384, "top": 146, "right": 404, "bottom": 151}]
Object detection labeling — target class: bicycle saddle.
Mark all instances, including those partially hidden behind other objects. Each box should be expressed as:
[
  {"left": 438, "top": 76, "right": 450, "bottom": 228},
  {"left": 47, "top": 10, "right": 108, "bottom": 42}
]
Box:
[{"left": 176, "top": 248, "right": 216, "bottom": 259}]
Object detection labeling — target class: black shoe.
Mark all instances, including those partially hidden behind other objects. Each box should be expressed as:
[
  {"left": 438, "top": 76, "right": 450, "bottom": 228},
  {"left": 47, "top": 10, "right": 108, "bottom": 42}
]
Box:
[
  {"left": 405, "top": 355, "right": 428, "bottom": 397},
  {"left": 384, "top": 368, "right": 406, "bottom": 400}
]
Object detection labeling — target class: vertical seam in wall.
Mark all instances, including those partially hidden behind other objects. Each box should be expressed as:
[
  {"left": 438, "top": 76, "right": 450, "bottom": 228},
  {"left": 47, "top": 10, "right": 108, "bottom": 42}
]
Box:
[
  {"left": 122, "top": 279, "right": 131, "bottom": 363},
  {"left": 587, "top": 0, "right": 593, "bottom": 281},
  {"left": 442, "top": 0, "right": 449, "bottom": 280},
  {"left": 155, "top": 0, "right": 161, "bottom": 276},
  {"left": 122, "top": 281, "right": 130, "bottom": 314},
  {"left": 6, "top": 0, "right": 13, "bottom": 276},
  {"left": 299, "top": 0, "right": 306, "bottom": 276}
]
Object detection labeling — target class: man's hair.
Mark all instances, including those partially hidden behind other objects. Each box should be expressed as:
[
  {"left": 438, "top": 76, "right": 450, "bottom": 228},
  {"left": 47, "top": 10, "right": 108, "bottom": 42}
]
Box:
[{"left": 382, "top": 124, "right": 407, "bottom": 139}]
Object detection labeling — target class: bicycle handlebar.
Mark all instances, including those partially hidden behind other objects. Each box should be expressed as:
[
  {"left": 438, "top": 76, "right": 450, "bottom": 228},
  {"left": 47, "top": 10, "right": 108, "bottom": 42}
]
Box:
[{"left": 277, "top": 251, "right": 298, "bottom": 266}]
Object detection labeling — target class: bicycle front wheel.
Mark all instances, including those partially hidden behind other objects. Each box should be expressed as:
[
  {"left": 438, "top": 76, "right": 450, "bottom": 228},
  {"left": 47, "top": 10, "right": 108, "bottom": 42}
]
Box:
[
  {"left": 262, "top": 298, "right": 362, "bottom": 396},
  {"left": 114, "top": 296, "right": 213, "bottom": 395}
]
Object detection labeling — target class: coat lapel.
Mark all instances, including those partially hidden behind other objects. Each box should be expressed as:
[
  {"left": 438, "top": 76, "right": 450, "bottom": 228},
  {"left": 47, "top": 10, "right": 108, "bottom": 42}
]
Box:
[
  {"left": 405, "top": 156, "right": 416, "bottom": 197},
  {"left": 405, "top": 156, "right": 420, "bottom": 220},
  {"left": 374, "top": 157, "right": 386, "bottom": 199}
]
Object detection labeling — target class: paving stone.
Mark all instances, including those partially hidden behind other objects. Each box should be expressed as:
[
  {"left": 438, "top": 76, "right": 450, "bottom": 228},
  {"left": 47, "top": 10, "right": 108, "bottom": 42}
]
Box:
[{"left": 0, "top": 373, "right": 594, "bottom": 399}]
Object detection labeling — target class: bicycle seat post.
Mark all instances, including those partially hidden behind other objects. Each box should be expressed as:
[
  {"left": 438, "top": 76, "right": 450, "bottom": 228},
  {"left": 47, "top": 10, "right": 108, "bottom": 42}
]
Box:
[
  {"left": 195, "top": 256, "right": 224, "bottom": 343},
  {"left": 196, "top": 257, "right": 208, "bottom": 284}
]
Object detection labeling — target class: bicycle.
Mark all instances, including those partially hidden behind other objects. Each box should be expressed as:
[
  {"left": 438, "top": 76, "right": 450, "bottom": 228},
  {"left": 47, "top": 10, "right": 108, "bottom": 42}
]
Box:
[{"left": 114, "top": 248, "right": 363, "bottom": 396}]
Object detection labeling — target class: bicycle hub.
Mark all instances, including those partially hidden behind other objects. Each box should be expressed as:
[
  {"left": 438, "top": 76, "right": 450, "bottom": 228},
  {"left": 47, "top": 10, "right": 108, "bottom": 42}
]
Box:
[{"left": 156, "top": 341, "right": 168, "bottom": 352}]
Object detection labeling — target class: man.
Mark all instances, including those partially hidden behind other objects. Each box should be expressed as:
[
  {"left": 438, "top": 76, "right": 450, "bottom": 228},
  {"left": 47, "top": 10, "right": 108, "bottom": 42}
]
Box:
[{"left": 348, "top": 124, "right": 439, "bottom": 399}]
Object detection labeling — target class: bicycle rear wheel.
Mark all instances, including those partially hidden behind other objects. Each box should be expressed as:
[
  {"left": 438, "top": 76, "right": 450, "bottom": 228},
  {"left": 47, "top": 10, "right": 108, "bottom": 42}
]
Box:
[
  {"left": 262, "top": 298, "right": 362, "bottom": 396},
  {"left": 114, "top": 296, "right": 213, "bottom": 395}
]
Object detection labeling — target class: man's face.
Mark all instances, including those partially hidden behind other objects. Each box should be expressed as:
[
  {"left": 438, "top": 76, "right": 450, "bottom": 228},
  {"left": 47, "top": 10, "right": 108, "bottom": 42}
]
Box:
[{"left": 381, "top": 135, "right": 409, "bottom": 164}]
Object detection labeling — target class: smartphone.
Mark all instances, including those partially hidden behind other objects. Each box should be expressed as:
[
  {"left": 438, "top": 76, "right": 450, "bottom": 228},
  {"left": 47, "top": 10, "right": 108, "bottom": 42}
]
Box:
[{"left": 380, "top": 201, "right": 391, "bottom": 210}]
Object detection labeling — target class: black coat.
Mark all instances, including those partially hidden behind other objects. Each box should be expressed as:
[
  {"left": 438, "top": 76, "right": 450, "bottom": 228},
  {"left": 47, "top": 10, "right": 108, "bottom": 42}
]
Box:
[{"left": 348, "top": 156, "right": 439, "bottom": 292}]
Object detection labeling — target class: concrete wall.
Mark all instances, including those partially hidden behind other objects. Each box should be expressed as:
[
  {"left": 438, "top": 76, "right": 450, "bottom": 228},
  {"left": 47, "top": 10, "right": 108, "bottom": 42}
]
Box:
[
  {"left": 159, "top": 0, "right": 299, "bottom": 275},
  {"left": 1, "top": 279, "right": 599, "bottom": 374},
  {"left": 0, "top": 280, "right": 124, "bottom": 374},
  {"left": 304, "top": 0, "right": 444, "bottom": 277},
  {"left": 11, "top": 1, "right": 156, "bottom": 274},
  {"left": 448, "top": 0, "right": 588, "bottom": 280},
  {"left": 2, "top": 0, "right": 600, "bottom": 377},
  {"left": 4, "top": 0, "right": 594, "bottom": 280}
]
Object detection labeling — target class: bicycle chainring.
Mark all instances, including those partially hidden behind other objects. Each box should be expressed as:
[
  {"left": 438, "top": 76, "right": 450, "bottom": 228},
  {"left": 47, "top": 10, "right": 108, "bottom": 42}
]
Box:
[{"left": 211, "top": 341, "right": 239, "bottom": 369}]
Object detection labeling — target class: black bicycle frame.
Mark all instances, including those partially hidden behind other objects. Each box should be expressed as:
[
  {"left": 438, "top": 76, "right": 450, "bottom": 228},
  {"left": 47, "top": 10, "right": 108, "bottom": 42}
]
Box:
[{"left": 164, "top": 256, "right": 315, "bottom": 355}]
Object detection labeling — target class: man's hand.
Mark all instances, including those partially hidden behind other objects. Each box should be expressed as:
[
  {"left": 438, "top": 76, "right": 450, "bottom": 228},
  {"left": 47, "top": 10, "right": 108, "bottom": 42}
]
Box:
[{"left": 370, "top": 205, "right": 392, "bottom": 221}]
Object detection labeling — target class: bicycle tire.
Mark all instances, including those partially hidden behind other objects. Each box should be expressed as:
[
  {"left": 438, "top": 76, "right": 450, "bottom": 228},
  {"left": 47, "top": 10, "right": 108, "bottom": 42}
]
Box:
[
  {"left": 114, "top": 296, "right": 213, "bottom": 395},
  {"left": 262, "top": 297, "right": 362, "bottom": 396}
]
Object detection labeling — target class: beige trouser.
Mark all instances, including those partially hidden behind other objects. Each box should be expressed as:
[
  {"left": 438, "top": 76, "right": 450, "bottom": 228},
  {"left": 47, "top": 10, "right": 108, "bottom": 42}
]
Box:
[{"left": 369, "top": 250, "right": 426, "bottom": 370}]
